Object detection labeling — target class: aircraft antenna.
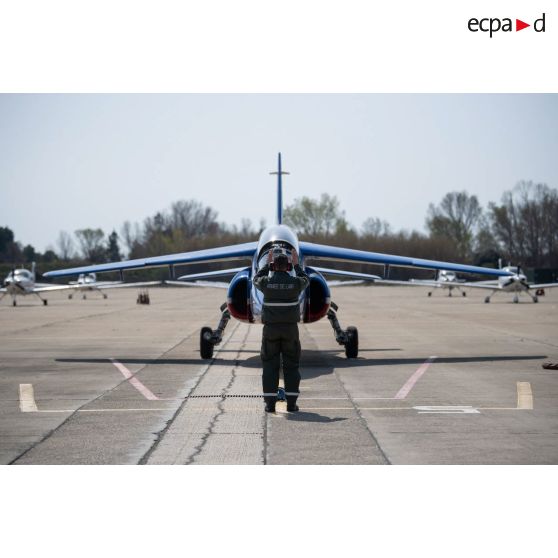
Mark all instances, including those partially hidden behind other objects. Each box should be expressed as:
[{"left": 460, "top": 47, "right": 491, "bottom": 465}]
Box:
[{"left": 270, "top": 152, "right": 289, "bottom": 225}]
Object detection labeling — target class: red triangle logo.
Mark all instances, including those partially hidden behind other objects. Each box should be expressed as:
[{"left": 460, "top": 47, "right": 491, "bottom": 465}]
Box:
[{"left": 516, "top": 19, "right": 530, "bottom": 31}]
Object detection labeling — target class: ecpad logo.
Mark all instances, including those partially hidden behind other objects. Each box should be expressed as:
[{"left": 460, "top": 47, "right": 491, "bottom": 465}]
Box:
[{"left": 468, "top": 13, "right": 546, "bottom": 38}]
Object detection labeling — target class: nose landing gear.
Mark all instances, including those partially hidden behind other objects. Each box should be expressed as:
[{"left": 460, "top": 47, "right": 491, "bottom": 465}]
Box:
[
  {"left": 200, "top": 303, "right": 231, "bottom": 359},
  {"left": 327, "top": 302, "right": 359, "bottom": 358}
]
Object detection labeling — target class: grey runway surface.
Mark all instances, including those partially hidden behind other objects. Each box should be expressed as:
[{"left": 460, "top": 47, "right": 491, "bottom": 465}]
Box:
[{"left": 1, "top": 285, "right": 557, "bottom": 464}]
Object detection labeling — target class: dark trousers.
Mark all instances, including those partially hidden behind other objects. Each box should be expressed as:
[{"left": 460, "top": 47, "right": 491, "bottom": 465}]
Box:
[{"left": 260, "top": 323, "right": 301, "bottom": 398}]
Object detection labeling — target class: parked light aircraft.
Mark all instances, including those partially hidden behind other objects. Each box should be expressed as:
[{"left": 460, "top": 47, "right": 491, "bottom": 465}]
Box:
[
  {"left": 463, "top": 266, "right": 558, "bottom": 303},
  {"left": 67, "top": 273, "right": 160, "bottom": 299},
  {"left": 1, "top": 264, "right": 161, "bottom": 306},
  {"left": 45, "top": 154, "right": 514, "bottom": 358},
  {"left": 0, "top": 263, "right": 74, "bottom": 306}
]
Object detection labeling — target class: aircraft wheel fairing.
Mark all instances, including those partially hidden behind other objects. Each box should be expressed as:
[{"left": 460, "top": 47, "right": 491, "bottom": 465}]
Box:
[
  {"left": 345, "top": 326, "right": 358, "bottom": 358},
  {"left": 200, "top": 327, "right": 214, "bottom": 359}
]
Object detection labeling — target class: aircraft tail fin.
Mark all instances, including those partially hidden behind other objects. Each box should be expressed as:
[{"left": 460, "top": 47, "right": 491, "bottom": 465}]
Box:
[{"left": 270, "top": 152, "right": 289, "bottom": 225}]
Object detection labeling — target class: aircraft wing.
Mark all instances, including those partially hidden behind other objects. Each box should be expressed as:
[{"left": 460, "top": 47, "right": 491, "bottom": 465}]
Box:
[
  {"left": 299, "top": 242, "right": 512, "bottom": 278},
  {"left": 309, "top": 266, "right": 381, "bottom": 281},
  {"left": 460, "top": 282, "right": 503, "bottom": 290},
  {"left": 43, "top": 242, "right": 258, "bottom": 278},
  {"left": 530, "top": 282, "right": 558, "bottom": 289},
  {"left": 33, "top": 284, "right": 78, "bottom": 293},
  {"left": 176, "top": 267, "right": 248, "bottom": 282},
  {"left": 165, "top": 280, "right": 229, "bottom": 289},
  {"left": 95, "top": 280, "right": 162, "bottom": 290}
]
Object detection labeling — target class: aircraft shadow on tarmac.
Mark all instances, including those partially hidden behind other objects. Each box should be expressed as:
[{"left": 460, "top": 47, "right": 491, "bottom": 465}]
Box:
[{"left": 56, "top": 352, "right": 547, "bottom": 382}]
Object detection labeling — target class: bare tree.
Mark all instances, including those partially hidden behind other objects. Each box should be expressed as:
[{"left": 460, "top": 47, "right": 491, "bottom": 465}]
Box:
[
  {"left": 426, "top": 191, "right": 482, "bottom": 260},
  {"left": 361, "top": 217, "right": 391, "bottom": 238},
  {"left": 75, "top": 228, "right": 106, "bottom": 263},
  {"left": 284, "top": 194, "right": 344, "bottom": 237},
  {"left": 489, "top": 181, "right": 558, "bottom": 267},
  {"left": 56, "top": 231, "right": 75, "bottom": 261}
]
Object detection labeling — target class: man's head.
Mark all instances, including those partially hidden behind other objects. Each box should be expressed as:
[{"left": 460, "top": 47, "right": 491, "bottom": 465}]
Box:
[{"left": 273, "top": 253, "right": 290, "bottom": 272}]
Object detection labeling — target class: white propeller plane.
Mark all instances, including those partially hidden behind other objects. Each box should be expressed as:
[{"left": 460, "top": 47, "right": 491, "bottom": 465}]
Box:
[
  {"left": 0, "top": 263, "right": 74, "bottom": 306},
  {"left": 67, "top": 272, "right": 160, "bottom": 300},
  {"left": 44, "top": 154, "right": 514, "bottom": 358},
  {"left": 1, "top": 263, "right": 161, "bottom": 306},
  {"left": 464, "top": 266, "right": 558, "bottom": 303}
]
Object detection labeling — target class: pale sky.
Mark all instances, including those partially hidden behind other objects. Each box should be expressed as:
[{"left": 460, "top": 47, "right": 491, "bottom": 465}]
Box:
[{"left": 1, "top": 94, "right": 557, "bottom": 252}]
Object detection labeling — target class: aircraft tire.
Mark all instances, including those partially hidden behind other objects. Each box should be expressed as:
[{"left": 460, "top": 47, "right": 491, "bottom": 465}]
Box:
[
  {"left": 345, "top": 326, "right": 358, "bottom": 359},
  {"left": 484, "top": 297, "right": 490, "bottom": 304},
  {"left": 13, "top": 300, "right": 16, "bottom": 307},
  {"left": 68, "top": 294, "right": 73, "bottom": 299},
  {"left": 200, "top": 327, "right": 214, "bottom": 359},
  {"left": 462, "top": 292, "right": 467, "bottom": 297},
  {"left": 43, "top": 299, "right": 48, "bottom": 306},
  {"left": 103, "top": 294, "right": 108, "bottom": 299},
  {"left": 533, "top": 296, "right": 538, "bottom": 303},
  {"left": 513, "top": 296, "right": 519, "bottom": 304}
]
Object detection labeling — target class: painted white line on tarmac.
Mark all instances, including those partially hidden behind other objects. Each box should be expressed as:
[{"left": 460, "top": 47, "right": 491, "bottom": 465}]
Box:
[
  {"left": 110, "top": 358, "right": 160, "bottom": 400},
  {"left": 394, "top": 356, "right": 437, "bottom": 399},
  {"left": 517, "top": 382, "right": 533, "bottom": 409},
  {"left": 414, "top": 405, "right": 480, "bottom": 414},
  {"left": 19, "top": 384, "right": 38, "bottom": 412}
]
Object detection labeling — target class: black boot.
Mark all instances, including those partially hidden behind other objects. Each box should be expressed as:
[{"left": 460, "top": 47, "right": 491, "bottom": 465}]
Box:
[
  {"left": 264, "top": 396, "right": 276, "bottom": 413},
  {"left": 286, "top": 396, "right": 299, "bottom": 413}
]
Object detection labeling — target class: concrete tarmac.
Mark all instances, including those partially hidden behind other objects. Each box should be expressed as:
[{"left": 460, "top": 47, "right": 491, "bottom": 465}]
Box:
[{"left": 1, "top": 285, "right": 557, "bottom": 464}]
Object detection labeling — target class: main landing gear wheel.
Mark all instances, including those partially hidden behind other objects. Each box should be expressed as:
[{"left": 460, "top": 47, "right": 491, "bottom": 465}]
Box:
[
  {"left": 462, "top": 291, "right": 467, "bottom": 297},
  {"left": 427, "top": 292, "right": 432, "bottom": 297},
  {"left": 43, "top": 299, "right": 48, "bottom": 306},
  {"left": 513, "top": 296, "right": 519, "bottom": 304},
  {"left": 345, "top": 326, "right": 359, "bottom": 358},
  {"left": 199, "top": 304, "right": 231, "bottom": 359},
  {"left": 327, "top": 303, "right": 359, "bottom": 359},
  {"left": 82, "top": 294, "right": 87, "bottom": 300},
  {"left": 484, "top": 296, "right": 490, "bottom": 304},
  {"left": 103, "top": 293, "right": 108, "bottom": 299},
  {"left": 533, "top": 295, "right": 539, "bottom": 303},
  {"left": 200, "top": 326, "right": 214, "bottom": 359},
  {"left": 13, "top": 300, "right": 16, "bottom": 307},
  {"left": 68, "top": 294, "right": 73, "bottom": 299}
]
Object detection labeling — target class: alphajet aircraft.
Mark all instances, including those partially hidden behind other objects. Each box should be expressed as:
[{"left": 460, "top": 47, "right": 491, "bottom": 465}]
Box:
[
  {"left": 45, "top": 154, "right": 513, "bottom": 358},
  {"left": 464, "top": 266, "right": 558, "bottom": 303}
]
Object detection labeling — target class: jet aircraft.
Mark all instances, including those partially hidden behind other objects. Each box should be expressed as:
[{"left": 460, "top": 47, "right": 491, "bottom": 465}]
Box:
[
  {"left": 463, "top": 266, "right": 558, "bottom": 303},
  {"left": 44, "top": 154, "right": 514, "bottom": 358}
]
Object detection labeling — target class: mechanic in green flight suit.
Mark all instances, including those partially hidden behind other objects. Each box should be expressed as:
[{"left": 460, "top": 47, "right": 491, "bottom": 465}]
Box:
[{"left": 253, "top": 247, "right": 310, "bottom": 413}]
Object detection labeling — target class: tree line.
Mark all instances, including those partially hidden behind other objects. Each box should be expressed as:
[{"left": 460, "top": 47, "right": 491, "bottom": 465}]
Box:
[{"left": 1, "top": 181, "right": 557, "bottom": 278}]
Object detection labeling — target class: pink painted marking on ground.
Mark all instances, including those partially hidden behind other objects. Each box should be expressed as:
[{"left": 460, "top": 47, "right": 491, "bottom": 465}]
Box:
[
  {"left": 110, "top": 358, "right": 160, "bottom": 401},
  {"left": 394, "top": 356, "right": 437, "bottom": 400}
]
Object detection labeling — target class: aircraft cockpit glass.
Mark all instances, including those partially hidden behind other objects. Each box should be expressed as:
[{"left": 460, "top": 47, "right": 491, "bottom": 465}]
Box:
[
  {"left": 257, "top": 247, "right": 294, "bottom": 275},
  {"left": 15, "top": 269, "right": 31, "bottom": 279}
]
